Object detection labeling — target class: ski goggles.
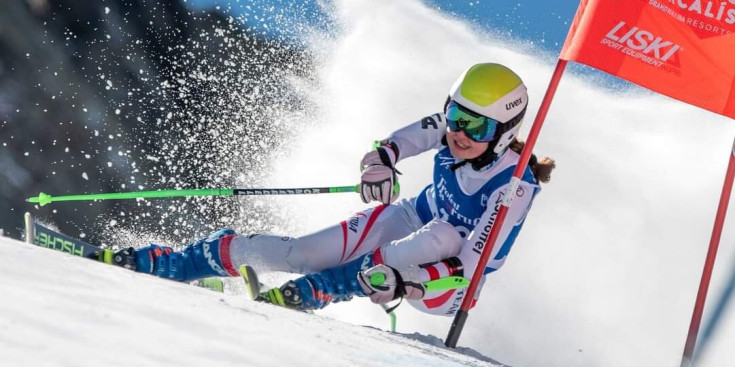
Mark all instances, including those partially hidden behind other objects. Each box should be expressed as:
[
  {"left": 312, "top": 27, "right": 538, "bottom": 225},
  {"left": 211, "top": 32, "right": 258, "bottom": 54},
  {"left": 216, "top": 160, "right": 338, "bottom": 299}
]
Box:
[{"left": 445, "top": 100, "right": 499, "bottom": 142}]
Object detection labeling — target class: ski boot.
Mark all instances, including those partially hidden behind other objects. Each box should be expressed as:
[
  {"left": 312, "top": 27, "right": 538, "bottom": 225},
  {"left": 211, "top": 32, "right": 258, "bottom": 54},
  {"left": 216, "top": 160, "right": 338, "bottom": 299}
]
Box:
[
  {"left": 112, "top": 229, "right": 239, "bottom": 282},
  {"left": 240, "top": 265, "right": 303, "bottom": 309},
  {"left": 241, "top": 252, "right": 376, "bottom": 311},
  {"left": 107, "top": 247, "right": 137, "bottom": 270}
]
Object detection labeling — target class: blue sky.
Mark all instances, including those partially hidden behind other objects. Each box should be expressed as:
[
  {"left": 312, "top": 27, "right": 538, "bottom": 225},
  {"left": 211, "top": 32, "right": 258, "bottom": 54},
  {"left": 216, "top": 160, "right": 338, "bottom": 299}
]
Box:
[
  {"left": 182, "top": 0, "right": 622, "bottom": 86},
  {"left": 425, "top": 0, "right": 579, "bottom": 51},
  {"left": 184, "top": 0, "right": 581, "bottom": 53}
]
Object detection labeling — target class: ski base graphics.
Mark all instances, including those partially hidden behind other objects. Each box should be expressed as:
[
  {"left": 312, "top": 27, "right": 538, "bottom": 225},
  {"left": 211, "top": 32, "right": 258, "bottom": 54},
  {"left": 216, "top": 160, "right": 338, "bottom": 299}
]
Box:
[
  {"left": 22, "top": 212, "right": 224, "bottom": 292},
  {"left": 25, "top": 212, "right": 110, "bottom": 261}
]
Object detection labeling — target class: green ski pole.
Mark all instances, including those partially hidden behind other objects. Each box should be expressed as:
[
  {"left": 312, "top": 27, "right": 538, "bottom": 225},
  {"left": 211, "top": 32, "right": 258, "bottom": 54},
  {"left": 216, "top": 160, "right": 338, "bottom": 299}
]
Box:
[
  {"left": 369, "top": 273, "right": 470, "bottom": 292},
  {"left": 27, "top": 185, "right": 360, "bottom": 207}
]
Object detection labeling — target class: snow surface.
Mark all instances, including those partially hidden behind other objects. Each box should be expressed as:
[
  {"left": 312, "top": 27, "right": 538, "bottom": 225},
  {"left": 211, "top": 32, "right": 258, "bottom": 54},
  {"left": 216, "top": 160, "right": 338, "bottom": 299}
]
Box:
[{"left": 0, "top": 236, "right": 503, "bottom": 367}]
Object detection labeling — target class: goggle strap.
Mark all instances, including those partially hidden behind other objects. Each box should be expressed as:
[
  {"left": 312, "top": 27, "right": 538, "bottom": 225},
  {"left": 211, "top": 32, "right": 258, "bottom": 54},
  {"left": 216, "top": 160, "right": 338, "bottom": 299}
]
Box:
[{"left": 494, "top": 106, "right": 527, "bottom": 137}]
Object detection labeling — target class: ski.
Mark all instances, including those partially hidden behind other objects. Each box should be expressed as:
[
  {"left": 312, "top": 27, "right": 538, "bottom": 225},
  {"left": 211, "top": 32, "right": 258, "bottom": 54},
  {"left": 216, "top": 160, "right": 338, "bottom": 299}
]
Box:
[
  {"left": 196, "top": 278, "right": 225, "bottom": 293},
  {"left": 239, "top": 264, "right": 263, "bottom": 301},
  {"left": 239, "top": 264, "right": 289, "bottom": 307},
  {"left": 24, "top": 212, "right": 112, "bottom": 262},
  {"left": 23, "top": 212, "right": 225, "bottom": 293}
]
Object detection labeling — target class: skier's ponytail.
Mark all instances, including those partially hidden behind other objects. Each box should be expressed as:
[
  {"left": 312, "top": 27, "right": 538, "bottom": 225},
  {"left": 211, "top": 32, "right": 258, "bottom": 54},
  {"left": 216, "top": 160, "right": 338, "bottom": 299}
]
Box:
[{"left": 509, "top": 139, "right": 556, "bottom": 184}]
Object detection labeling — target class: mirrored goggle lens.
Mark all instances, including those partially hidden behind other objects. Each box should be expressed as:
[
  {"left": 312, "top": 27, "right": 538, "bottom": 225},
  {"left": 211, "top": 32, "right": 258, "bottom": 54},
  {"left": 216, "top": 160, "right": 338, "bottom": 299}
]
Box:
[{"left": 445, "top": 101, "right": 497, "bottom": 142}]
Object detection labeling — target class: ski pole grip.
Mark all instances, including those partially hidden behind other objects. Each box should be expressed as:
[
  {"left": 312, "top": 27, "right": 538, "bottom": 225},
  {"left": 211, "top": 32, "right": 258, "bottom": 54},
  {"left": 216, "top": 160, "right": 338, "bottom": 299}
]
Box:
[{"left": 370, "top": 273, "right": 386, "bottom": 286}]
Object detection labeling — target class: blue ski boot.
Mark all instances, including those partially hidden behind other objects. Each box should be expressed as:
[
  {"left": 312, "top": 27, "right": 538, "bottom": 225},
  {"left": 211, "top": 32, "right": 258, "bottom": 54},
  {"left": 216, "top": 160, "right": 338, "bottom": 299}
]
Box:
[
  {"left": 117, "top": 229, "right": 240, "bottom": 282},
  {"left": 259, "top": 252, "right": 376, "bottom": 311}
]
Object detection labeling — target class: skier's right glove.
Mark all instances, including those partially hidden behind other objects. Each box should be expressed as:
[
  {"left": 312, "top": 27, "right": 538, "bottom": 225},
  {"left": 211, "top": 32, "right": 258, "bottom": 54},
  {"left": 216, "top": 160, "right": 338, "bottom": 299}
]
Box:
[
  {"left": 359, "top": 141, "right": 401, "bottom": 205},
  {"left": 357, "top": 264, "right": 425, "bottom": 304}
]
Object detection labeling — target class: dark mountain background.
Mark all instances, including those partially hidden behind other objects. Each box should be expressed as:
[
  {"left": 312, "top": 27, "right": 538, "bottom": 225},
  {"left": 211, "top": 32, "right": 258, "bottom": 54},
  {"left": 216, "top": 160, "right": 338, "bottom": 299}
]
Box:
[{"left": 0, "top": 0, "right": 312, "bottom": 246}]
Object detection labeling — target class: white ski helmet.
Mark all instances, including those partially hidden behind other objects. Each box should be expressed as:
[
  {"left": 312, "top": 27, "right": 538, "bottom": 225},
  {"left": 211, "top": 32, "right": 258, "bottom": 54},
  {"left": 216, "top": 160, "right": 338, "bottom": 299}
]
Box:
[{"left": 446, "top": 63, "right": 528, "bottom": 156}]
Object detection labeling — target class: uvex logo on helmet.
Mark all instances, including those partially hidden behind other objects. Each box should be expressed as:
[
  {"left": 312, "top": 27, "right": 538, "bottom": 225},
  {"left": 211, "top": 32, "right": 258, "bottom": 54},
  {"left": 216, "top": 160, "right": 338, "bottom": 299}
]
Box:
[
  {"left": 505, "top": 97, "right": 524, "bottom": 111},
  {"left": 606, "top": 21, "right": 681, "bottom": 62}
]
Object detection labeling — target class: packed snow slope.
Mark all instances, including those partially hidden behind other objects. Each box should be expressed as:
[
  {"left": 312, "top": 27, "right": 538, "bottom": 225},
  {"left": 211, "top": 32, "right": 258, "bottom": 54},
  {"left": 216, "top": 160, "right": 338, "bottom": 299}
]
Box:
[{"left": 0, "top": 236, "right": 503, "bottom": 367}]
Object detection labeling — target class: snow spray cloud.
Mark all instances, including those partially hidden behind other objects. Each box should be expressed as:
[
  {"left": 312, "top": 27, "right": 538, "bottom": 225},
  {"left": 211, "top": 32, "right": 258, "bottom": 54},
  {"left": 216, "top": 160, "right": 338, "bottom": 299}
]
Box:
[
  {"left": 110, "top": 12, "right": 313, "bottom": 243},
  {"left": 34, "top": 2, "right": 331, "bottom": 246},
  {"left": 267, "top": 1, "right": 735, "bottom": 367}
]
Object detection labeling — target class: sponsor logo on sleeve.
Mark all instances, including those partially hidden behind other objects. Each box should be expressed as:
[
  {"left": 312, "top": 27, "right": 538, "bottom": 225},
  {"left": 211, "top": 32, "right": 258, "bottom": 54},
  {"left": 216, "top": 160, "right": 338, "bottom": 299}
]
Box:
[{"left": 421, "top": 115, "right": 439, "bottom": 129}]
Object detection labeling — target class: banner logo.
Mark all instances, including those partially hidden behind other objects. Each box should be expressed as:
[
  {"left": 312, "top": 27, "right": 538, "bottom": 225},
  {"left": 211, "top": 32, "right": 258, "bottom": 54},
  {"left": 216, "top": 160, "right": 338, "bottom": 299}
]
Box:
[
  {"left": 605, "top": 21, "right": 682, "bottom": 62},
  {"left": 648, "top": 0, "right": 735, "bottom": 37}
]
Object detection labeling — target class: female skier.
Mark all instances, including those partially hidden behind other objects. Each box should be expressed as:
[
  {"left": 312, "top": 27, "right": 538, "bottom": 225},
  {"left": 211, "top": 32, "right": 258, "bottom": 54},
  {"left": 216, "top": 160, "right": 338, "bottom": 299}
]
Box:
[{"left": 125, "top": 63, "right": 555, "bottom": 314}]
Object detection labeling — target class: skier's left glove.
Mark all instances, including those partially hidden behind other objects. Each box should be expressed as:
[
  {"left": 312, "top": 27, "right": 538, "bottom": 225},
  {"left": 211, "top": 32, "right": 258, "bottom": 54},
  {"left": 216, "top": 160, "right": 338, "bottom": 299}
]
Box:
[
  {"left": 357, "top": 264, "right": 425, "bottom": 304},
  {"left": 359, "top": 141, "right": 401, "bottom": 205}
]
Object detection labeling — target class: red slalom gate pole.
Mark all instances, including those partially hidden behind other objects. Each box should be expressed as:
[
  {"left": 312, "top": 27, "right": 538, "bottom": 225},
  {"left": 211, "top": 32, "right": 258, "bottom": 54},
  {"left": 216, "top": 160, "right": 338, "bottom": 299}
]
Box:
[
  {"left": 680, "top": 138, "right": 735, "bottom": 367},
  {"left": 445, "top": 59, "right": 568, "bottom": 348}
]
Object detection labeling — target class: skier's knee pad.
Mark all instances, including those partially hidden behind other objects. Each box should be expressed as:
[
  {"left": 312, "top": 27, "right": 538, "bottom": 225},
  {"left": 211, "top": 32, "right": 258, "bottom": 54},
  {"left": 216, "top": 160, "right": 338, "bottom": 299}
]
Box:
[
  {"left": 135, "top": 229, "right": 240, "bottom": 282},
  {"left": 379, "top": 219, "right": 462, "bottom": 269}
]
